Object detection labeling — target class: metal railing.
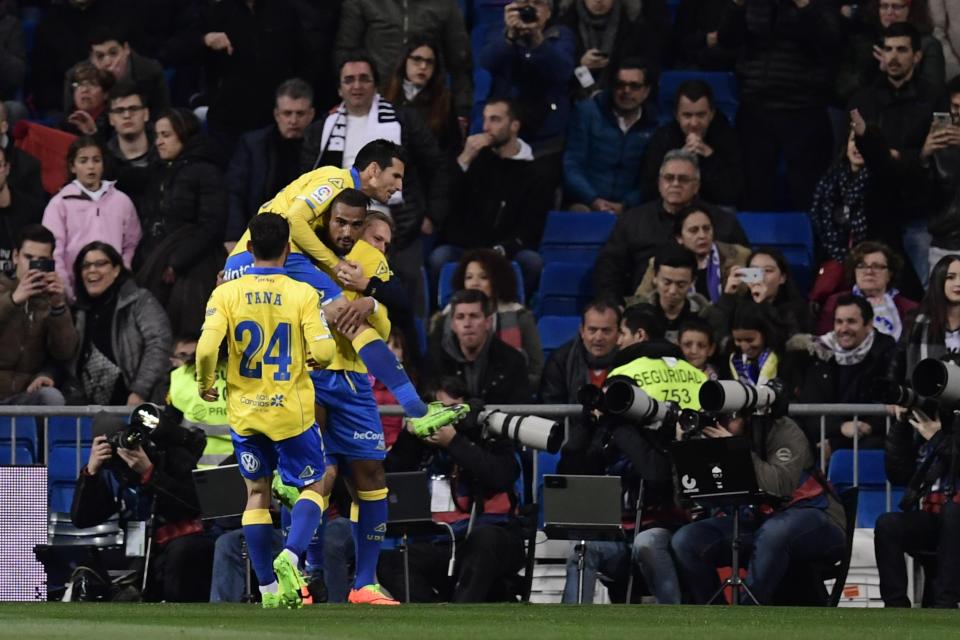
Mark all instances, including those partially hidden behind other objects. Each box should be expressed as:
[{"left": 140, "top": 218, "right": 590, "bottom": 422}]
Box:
[{"left": 0, "top": 402, "right": 897, "bottom": 510}]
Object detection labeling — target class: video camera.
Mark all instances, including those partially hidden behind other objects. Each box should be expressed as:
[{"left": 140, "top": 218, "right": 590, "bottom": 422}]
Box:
[
  {"left": 873, "top": 378, "right": 939, "bottom": 417},
  {"left": 698, "top": 379, "right": 787, "bottom": 416}
]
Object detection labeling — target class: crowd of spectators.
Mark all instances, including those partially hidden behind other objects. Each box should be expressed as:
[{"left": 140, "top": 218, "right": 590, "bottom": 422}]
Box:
[{"left": 0, "top": 0, "right": 958, "bottom": 609}]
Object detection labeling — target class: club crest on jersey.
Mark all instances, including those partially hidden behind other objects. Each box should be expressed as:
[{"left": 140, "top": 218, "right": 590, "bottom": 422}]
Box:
[
  {"left": 240, "top": 452, "right": 260, "bottom": 474},
  {"left": 271, "top": 394, "right": 285, "bottom": 407}
]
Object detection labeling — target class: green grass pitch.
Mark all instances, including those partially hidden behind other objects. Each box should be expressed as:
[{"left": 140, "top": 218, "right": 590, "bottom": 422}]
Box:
[{"left": 0, "top": 603, "right": 956, "bottom": 640}]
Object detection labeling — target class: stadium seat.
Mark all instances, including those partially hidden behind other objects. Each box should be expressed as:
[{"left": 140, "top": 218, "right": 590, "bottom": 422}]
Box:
[
  {"left": 437, "top": 261, "right": 525, "bottom": 308},
  {"left": 0, "top": 443, "right": 34, "bottom": 464},
  {"left": 535, "top": 450, "right": 561, "bottom": 528},
  {"left": 538, "top": 211, "right": 616, "bottom": 264},
  {"left": 536, "top": 262, "right": 595, "bottom": 318},
  {"left": 827, "top": 450, "right": 903, "bottom": 528},
  {"left": 48, "top": 444, "right": 91, "bottom": 484},
  {"left": 537, "top": 315, "right": 581, "bottom": 362},
  {"left": 736, "top": 211, "right": 816, "bottom": 295},
  {"left": 0, "top": 416, "right": 38, "bottom": 462},
  {"left": 657, "top": 71, "right": 739, "bottom": 125},
  {"left": 49, "top": 481, "right": 76, "bottom": 514},
  {"left": 47, "top": 416, "right": 94, "bottom": 447}
]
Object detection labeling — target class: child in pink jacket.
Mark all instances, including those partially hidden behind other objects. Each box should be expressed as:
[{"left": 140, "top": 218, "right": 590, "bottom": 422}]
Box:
[{"left": 42, "top": 136, "right": 141, "bottom": 301}]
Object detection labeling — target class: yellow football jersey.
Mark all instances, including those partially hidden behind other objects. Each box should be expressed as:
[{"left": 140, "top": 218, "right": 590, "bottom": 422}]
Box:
[
  {"left": 324, "top": 239, "right": 393, "bottom": 373},
  {"left": 197, "top": 267, "right": 336, "bottom": 440},
  {"left": 229, "top": 166, "right": 360, "bottom": 272}
]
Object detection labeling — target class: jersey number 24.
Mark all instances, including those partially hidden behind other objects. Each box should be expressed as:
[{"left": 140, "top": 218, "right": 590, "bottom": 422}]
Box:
[{"left": 235, "top": 320, "right": 292, "bottom": 381}]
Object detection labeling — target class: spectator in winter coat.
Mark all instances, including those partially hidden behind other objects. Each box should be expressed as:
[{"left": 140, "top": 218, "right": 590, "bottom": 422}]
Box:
[{"left": 42, "top": 137, "right": 140, "bottom": 302}]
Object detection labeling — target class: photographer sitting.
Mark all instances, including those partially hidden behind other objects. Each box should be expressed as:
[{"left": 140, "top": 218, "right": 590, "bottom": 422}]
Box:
[
  {"left": 71, "top": 409, "right": 214, "bottom": 602},
  {"left": 670, "top": 403, "right": 846, "bottom": 605},
  {"left": 561, "top": 305, "right": 701, "bottom": 604},
  {"left": 378, "top": 377, "right": 527, "bottom": 602},
  {"left": 875, "top": 405, "right": 960, "bottom": 608}
]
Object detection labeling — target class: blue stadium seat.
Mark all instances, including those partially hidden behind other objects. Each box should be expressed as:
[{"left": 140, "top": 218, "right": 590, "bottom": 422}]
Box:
[
  {"left": 536, "top": 450, "right": 561, "bottom": 528},
  {"left": 49, "top": 481, "right": 76, "bottom": 514},
  {"left": 536, "top": 262, "right": 595, "bottom": 317},
  {"left": 828, "top": 450, "right": 902, "bottom": 528},
  {"left": 0, "top": 443, "right": 34, "bottom": 464},
  {"left": 538, "top": 211, "right": 616, "bottom": 264},
  {"left": 737, "top": 211, "right": 815, "bottom": 295},
  {"left": 413, "top": 316, "right": 428, "bottom": 358},
  {"left": 0, "top": 416, "right": 38, "bottom": 461},
  {"left": 48, "top": 444, "right": 90, "bottom": 483},
  {"left": 827, "top": 449, "right": 887, "bottom": 487},
  {"left": 657, "top": 71, "right": 739, "bottom": 125},
  {"left": 437, "top": 261, "right": 525, "bottom": 308},
  {"left": 537, "top": 315, "right": 581, "bottom": 362},
  {"left": 47, "top": 416, "right": 94, "bottom": 447}
]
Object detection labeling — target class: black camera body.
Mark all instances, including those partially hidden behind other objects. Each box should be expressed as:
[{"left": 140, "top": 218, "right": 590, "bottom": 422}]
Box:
[
  {"left": 105, "top": 404, "right": 161, "bottom": 454},
  {"left": 28, "top": 258, "right": 55, "bottom": 273},
  {"left": 516, "top": 4, "right": 538, "bottom": 23},
  {"left": 678, "top": 409, "right": 716, "bottom": 440}
]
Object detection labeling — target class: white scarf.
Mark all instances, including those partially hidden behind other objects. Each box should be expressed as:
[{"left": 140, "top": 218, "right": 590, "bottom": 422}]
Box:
[
  {"left": 402, "top": 79, "right": 422, "bottom": 102},
  {"left": 854, "top": 286, "right": 903, "bottom": 341},
  {"left": 316, "top": 93, "right": 403, "bottom": 169},
  {"left": 813, "top": 329, "right": 876, "bottom": 366}
]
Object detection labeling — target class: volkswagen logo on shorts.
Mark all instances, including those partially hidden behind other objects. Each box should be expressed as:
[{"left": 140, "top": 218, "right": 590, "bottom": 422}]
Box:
[{"left": 240, "top": 452, "right": 261, "bottom": 474}]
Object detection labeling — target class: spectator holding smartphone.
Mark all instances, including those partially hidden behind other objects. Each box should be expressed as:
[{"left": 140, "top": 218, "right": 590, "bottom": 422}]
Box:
[{"left": 0, "top": 224, "right": 78, "bottom": 406}]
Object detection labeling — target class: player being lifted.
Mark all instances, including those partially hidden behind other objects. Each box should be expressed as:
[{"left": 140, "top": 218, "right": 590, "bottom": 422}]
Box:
[
  {"left": 223, "top": 140, "right": 453, "bottom": 429},
  {"left": 197, "top": 213, "right": 335, "bottom": 609},
  {"left": 302, "top": 189, "right": 459, "bottom": 605}
]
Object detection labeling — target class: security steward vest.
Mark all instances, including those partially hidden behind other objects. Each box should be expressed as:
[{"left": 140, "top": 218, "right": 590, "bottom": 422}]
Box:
[
  {"left": 168, "top": 363, "right": 231, "bottom": 468},
  {"left": 607, "top": 355, "right": 706, "bottom": 410}
]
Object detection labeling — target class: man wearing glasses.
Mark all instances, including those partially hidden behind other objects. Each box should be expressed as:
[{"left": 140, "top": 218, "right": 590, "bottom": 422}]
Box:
[
  {"left": 594, "top": 149, "right": 747, "bottom": 305},
  {"left": 563, "top": 57, "right": 659, "bottom": 216},
  {"left": 103, "top": 81, "right": 156, "bottom": 206}
]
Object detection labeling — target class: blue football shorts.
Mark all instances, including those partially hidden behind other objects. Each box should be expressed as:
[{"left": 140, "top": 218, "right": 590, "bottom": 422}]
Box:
[
  {"left": 311, "top": 369, "right": 386, "bottom": 463},
  {"left": 231, "top": 424, "right": 326, "bottom": 488}
]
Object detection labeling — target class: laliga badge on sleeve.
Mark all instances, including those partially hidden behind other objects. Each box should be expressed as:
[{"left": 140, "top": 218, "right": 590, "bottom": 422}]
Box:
[
  {"left": 125, "top": 521, "right": 147, "bottom": 557},
  {"left": 430, "top": 476, "right": 455, "bottom": 513}
]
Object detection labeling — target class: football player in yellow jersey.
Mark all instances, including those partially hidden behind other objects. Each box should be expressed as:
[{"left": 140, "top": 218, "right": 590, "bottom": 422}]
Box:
[
  {"left": 197, "top": 213, "right": 336, "bottom": 609},
  {"left": 223, "top": 140, "right": 454, "bottom": 438}
]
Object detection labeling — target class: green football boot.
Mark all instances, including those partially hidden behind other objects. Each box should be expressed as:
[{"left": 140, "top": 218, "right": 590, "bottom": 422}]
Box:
[
  {"left": 272, "top": 552, "right": 306, "bottom": 609},
  {"left": 407, "top": 402, "right": 470, "bottom": 439}
]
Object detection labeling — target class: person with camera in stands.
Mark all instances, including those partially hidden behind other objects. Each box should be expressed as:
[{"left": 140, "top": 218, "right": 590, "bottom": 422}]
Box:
[
  {"left": 874, "top": 388, "right": 960, "bottom": 608},
  {"left": 0, "top": 224, "right": 77, "bottom": 406},
  {"left": 73, "top": 408, "right": 214, "bottom": 602},
  {"left": 670, "top": 400, "right": 847, "bottom": 605},
  {"left": 377, "top": 377, "right": 528, "bottom": 602},
  {"left": 560, "top": 304, "right": 696, "bottom": 604},
  {"left": 480, "top": 0, "right": 576, "bottom": 153}
]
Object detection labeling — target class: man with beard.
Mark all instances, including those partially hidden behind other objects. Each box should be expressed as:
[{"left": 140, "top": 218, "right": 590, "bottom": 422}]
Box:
[{"left": 429, "top": 97, "right": 559, "bottom": 299}]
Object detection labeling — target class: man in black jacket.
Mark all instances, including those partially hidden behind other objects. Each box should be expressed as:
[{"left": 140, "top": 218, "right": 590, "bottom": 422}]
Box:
[
  {"left": 875, "top": 400, "right": 960, "bottom": 608},
  {"left": 0, "top": 102, "right": 43, "bottom": 202},
  {"left": 430, "top": 97, "right": 559, "bottom": 300},
  {"left": 796, "top": 295, "right": 897, "bottom": 453},
  {"left": 540, "top": 297, "right": 620, "bottom": 474},
  {"left": 641, "top": 79, "right": 743, "bottom": 208},
  {"left": 301, "top": 55, "right": 449, "bottom": 316},
  {"left": 720, "top": 0, "right": 842, "bottom": 210},
  {"left": 849, "top": 23, "right": 945, "bottom": 288},
  {"left": 378, "top": 377, "right": 526, "bottom": 602},
  {"left": 225, "top": 78, "right": 316, "bottom": 250},
  {"left": 594, "top": 149, "right": 747, "bottom": 304},
  {"left": 0, "top": 148, "right": 42, "bottom": 274},
  {"left": 72, "top": 410, "right": 214, "bottom": 602},
  {"left": 428, "top": 289, "right": 529, "bottom": 405}
]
